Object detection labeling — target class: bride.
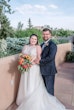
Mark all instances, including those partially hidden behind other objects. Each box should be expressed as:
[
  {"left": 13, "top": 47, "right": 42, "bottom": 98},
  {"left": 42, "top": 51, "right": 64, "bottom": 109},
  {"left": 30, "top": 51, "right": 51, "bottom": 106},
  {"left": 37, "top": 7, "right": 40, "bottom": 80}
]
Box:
[{"left": 16, "top": 34, "right": 67, "bottom": 110}]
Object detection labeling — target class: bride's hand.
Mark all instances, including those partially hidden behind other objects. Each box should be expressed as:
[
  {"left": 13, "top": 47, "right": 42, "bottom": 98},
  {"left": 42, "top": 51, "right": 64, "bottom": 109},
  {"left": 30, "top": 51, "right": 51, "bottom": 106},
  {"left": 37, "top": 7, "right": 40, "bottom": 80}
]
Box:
[
  {"left": 34, "top": 58, "right": 40, "bottom": 64},
  {"left": 32, "top": 62, "right": 35, "bottom": 65},
  {"left": 31, "top": 58, "right": 36, "bottom": 65},
  {"left": 31, "top": 56, "right": 40, "bottom": 65}
]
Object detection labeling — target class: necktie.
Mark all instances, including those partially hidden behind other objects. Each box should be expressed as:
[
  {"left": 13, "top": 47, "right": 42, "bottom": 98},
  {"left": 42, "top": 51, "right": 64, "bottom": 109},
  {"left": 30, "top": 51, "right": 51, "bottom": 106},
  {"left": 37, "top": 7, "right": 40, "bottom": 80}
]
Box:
[{"left": 42, "top": 43, "right": 46, "bottom": 51}]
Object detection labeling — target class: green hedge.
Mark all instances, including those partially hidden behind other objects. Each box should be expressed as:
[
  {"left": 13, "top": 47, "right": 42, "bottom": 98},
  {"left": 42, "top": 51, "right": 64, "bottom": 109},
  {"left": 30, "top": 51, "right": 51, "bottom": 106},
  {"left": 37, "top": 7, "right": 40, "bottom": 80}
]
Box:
[
  {"left": 65, "top": 51, "right": 74, "bottom": 62},
  {"left": 0, "top": 37, "right": 29, "bottom": 58},
  {"left": 0, "top": 37, "right": 70, "bottom": 58}
]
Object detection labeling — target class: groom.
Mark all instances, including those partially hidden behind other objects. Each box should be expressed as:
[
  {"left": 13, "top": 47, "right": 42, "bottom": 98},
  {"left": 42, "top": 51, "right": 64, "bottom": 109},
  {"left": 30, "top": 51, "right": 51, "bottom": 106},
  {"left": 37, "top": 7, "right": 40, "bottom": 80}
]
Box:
[{"left": 40, "top": 28, "right": 57, "bottom": 96}]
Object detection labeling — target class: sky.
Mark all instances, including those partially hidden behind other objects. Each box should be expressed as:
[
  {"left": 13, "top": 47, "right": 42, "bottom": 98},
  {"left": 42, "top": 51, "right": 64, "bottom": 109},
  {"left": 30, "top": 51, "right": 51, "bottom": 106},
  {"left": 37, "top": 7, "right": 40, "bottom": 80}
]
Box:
[{"left": 6, "top": 0, "right": 74, "bottom": 30}]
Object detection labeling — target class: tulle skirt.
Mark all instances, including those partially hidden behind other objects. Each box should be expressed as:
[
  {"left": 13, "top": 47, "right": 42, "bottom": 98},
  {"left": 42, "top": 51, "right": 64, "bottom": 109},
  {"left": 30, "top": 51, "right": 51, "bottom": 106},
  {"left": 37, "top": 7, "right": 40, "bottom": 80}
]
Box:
[{"left": 16, "top": 64, "right": 66, "bottom": 110}]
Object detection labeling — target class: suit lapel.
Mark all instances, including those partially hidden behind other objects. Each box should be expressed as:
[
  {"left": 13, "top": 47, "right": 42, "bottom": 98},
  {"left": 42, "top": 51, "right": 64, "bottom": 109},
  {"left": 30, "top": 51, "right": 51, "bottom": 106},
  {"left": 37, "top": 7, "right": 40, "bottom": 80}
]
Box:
[{"left": 41, "top": 40, "right": 52, "bottom": 53}]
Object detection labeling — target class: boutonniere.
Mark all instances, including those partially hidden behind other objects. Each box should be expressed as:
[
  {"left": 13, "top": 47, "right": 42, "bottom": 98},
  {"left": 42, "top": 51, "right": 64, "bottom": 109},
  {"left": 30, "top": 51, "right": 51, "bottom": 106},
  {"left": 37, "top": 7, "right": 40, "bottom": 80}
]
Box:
[{"left": 45, "top": 43, "right": 49, "bottom": 46}]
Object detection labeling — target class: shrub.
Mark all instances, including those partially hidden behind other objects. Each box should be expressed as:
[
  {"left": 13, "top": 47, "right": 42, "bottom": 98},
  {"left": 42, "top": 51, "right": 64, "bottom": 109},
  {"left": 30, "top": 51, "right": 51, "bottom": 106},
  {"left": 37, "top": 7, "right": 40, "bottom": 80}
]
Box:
[
  {"left": 0, "top": 37, "right": 29, "bottom": 58},
  {"left": 6, "top": 37, "right": 29, "bottom": 55},
  {"left": 0, "top": 39, "right": 7, "bottom": 58},
  {"left": 65, "top": 51, "right": 74, "bottom": 62},
  {"left": 52, "top": 37, "right": 69, "bottom": 44},
  {"left": 52, "top": 39, "right": 60, "bottom": 44}
]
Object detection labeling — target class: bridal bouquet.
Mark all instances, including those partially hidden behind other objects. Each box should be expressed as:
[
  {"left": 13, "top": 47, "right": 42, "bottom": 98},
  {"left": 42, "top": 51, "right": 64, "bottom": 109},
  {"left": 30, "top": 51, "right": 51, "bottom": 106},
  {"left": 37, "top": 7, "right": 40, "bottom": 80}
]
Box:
[{"left": 18, "top": 53, "right": 32, "bottom": 73}]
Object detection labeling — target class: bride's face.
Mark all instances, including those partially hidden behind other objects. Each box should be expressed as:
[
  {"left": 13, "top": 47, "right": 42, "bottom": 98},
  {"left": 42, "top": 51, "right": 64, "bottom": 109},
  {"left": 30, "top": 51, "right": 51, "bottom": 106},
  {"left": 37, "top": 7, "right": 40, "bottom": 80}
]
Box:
[{"left": 30, "top": 36, "right": 37, "bottom": 45}]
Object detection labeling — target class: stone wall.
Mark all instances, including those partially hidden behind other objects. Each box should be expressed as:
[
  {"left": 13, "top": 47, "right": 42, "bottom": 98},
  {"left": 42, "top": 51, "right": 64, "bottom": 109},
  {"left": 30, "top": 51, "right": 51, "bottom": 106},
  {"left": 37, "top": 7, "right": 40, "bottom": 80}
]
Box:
[
  {"left": 0, "top": 55, "right": 20, "bottom": 110},
  {"left": 0, "top": 43, "right": 71, "bottom": 110},
  {"left": 55, "top": 43, "right": 71, "bottom": 67}
]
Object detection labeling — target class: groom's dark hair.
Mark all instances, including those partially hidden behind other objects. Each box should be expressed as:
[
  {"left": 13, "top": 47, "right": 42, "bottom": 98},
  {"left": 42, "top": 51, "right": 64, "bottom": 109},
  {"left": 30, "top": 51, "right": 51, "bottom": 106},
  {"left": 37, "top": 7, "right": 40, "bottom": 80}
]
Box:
[{"left": 42, "top": 28, "right": 52, "bottom": 34}]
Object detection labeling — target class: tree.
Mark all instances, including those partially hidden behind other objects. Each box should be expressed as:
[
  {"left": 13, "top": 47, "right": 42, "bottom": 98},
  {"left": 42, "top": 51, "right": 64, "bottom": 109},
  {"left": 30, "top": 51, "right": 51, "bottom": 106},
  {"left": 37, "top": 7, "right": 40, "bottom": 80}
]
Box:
[
  {"left": 0, "top": 13, "right": 15, "bottom": 39},
  {"left": 0, "top": 0, "right": 15, "bottom": 39},
  {"left": 28, "top": 18, "right": 33, "bottom": 29},
  {"left": 17, "top": 22, "right": 23, "bottom": 30},
  {"left": 44, "top": 25, "right": 51, "bottom": 29},
  {"left": 23, "top": 28, "right": 42, "bottom": 43},
  {"left": 0, "top": 0, "right": 14, "bottom": 14}
]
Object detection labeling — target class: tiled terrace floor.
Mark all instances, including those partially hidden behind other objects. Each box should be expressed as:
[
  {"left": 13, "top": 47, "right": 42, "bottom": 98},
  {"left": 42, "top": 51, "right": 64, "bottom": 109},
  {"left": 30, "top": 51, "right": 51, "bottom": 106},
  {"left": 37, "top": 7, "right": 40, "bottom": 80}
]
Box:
[
  {"left": 6, "top": 63, "right": 74, "bottom": 110},
  {"left": 55, "top": 63, "right": 74, "bottom": 110}
]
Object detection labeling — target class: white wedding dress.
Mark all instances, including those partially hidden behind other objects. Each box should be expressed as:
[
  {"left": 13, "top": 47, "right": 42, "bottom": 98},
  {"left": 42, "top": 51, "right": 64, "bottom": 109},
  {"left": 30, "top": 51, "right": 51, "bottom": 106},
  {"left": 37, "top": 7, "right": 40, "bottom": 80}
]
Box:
[{"left": 16, "top": 45, "right": 67, "bottom": 110}]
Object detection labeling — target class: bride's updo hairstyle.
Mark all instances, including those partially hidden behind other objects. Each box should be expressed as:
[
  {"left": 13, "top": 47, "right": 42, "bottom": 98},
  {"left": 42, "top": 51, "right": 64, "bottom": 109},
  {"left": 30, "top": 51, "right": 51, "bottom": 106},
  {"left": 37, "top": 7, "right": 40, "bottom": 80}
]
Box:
[{"left": 29, "top": 34, "right": 38, "bottom": 45}]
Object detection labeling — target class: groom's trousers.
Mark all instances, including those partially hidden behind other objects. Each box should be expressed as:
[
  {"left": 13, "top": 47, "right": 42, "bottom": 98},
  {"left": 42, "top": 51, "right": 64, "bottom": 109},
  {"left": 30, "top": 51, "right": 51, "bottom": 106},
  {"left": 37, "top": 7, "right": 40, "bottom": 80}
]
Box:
[{"left": 42, "top": 75, "right": 55, "bottom": 96}]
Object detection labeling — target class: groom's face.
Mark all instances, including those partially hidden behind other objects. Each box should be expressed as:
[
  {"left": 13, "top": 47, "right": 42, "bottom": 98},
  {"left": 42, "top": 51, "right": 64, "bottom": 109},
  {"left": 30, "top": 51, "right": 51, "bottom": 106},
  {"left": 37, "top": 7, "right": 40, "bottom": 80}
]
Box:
[{"left": 42, "top": 31, "right": 51, "bottom": 41}]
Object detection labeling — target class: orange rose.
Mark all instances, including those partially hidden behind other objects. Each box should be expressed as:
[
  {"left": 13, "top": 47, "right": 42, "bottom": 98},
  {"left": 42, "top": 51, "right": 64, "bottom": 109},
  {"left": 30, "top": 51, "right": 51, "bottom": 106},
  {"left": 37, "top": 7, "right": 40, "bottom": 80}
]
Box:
[{"left": 19, "top": 58, "right": 24, "bottom": 65}]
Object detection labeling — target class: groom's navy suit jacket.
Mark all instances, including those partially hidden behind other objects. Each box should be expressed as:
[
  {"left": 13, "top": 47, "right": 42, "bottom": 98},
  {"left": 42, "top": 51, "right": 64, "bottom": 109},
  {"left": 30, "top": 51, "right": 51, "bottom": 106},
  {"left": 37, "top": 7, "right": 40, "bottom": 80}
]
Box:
[{"left": 40, "top": 40, "right": 57, "bottom": 76}]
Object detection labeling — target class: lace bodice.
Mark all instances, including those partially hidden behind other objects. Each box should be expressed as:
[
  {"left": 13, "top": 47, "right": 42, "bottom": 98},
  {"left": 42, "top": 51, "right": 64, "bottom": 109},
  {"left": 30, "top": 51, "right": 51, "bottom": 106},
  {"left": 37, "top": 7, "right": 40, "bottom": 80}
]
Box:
[{"left": 22, "top": 45, "right": 37, "bottom": 59}]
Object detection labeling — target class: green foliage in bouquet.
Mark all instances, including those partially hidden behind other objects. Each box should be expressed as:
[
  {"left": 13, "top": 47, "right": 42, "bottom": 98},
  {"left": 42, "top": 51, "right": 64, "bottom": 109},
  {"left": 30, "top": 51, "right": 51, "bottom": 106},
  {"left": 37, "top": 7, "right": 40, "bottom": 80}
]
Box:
[{"left": 18, "top": 53, "right": 32, "bottom": 73}]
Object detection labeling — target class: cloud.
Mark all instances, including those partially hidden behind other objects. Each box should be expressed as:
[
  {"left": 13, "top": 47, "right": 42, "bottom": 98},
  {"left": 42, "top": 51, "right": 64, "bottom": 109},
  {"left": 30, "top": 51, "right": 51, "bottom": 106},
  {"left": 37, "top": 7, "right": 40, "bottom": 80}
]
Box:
[
  {"left": 15, "top": 3, "right": 59, "bottom": 15},
  {"left": 15, "top": 4, "right": 47, "bottom": 14},
  {"left": 49, "top": 4, "right": 58, "bottom": 9},
  {"left": 34, "top": 5, "right": 47, "bottom": 11},
  {"left": 35, "top": 16, "right": 74, "bottom": 30},
  {"left": 16, "top": 4, "right": 33, "bottom": 14},
  {"left": 7, "top": 1, "right": 74, "bottom": 30}
]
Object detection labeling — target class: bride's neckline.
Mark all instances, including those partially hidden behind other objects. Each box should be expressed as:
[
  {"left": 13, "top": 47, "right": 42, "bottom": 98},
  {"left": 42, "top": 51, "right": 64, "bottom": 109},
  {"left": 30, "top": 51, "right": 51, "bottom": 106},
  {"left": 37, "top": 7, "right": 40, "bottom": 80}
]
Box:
[{"left": 28, "top": 44, "right": 36, "bottom": 48}]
